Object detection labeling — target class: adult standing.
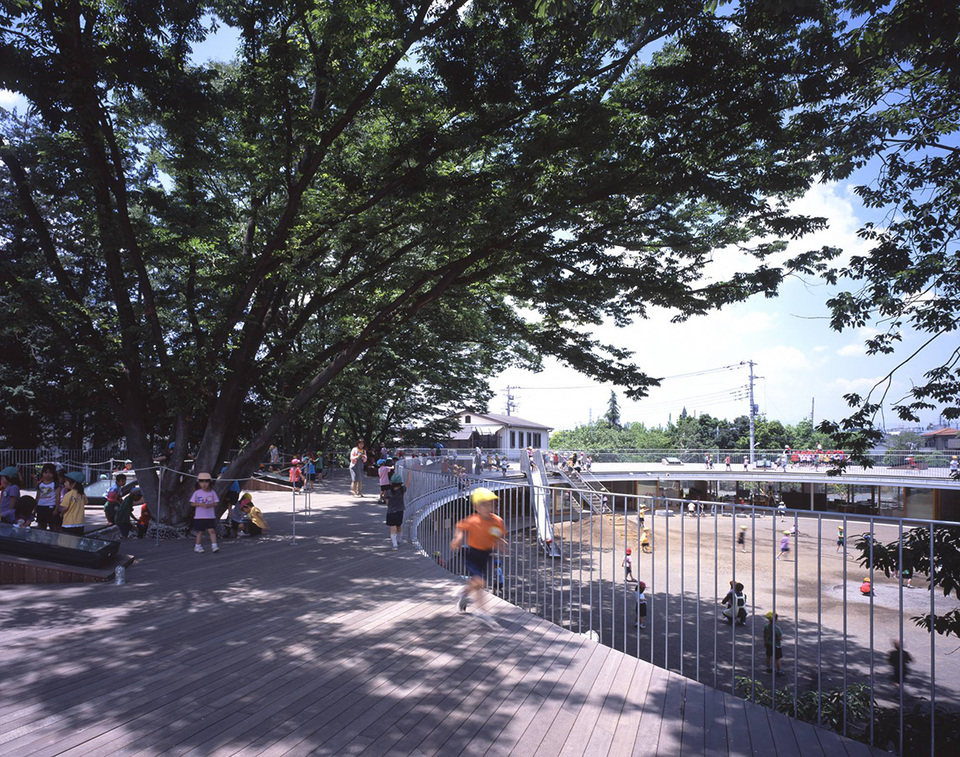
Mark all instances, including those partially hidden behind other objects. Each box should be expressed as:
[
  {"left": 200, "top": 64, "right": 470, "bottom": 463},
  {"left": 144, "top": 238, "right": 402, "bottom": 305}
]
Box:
[{"left": 350, "top": 440, "right": 367, "bottom": 497}]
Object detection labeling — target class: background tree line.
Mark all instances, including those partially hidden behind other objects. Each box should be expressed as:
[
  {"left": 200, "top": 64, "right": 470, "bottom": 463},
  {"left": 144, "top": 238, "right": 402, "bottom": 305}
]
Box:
[{"left": 550, "top": 409, "right": 831, "bottom": 452}]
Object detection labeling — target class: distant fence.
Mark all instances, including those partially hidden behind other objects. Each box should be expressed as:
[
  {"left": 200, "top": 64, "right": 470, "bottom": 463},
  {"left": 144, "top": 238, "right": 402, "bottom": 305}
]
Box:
[
  {"left": 0, "top": 448, "right": 122, "bottom": 482},
  {"left": 407, "top": 467, "right": 955, "bottom": 755}
]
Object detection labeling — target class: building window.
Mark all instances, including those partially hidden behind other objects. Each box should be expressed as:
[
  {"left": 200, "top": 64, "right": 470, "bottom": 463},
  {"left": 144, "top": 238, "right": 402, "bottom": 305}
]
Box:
[
  {"left": 464, "top": 415, "right": 471, "bottom": 424},
  {"left": 510, "top": 431, "right": 515, "bottom": 448}
]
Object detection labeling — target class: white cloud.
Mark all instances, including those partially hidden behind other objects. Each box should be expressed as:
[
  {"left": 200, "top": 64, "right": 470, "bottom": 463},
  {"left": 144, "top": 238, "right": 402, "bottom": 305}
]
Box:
[
  {"left": 837, "top": 343, "right": 864, "bottom": 357},
  {"left": 834, "top": 376, "right": 883, "bottom": 392}
]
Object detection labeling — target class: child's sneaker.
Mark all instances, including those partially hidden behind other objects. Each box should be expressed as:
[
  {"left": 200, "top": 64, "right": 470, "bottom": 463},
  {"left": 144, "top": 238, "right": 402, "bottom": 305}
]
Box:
[
  {"left": 211, "top": 544, "right": 220, "bottom": 553},
  {"left": 194, "top": 545, "right": 204, "bottom": 553}
]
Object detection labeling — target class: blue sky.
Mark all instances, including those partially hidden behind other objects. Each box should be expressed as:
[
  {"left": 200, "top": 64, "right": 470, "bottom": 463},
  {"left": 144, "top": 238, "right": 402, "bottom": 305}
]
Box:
[{"left": 3, "top": 21, "right": 952, "bottom": 434}]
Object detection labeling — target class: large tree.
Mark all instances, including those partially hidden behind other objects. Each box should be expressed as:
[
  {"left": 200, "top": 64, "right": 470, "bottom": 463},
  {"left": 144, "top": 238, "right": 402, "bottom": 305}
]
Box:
[
  {"left": 1, "top": 0, "right": 848, "bottom": 521},
  {"left": 821, "top": 1, "right": 960, "bottom": 445}
]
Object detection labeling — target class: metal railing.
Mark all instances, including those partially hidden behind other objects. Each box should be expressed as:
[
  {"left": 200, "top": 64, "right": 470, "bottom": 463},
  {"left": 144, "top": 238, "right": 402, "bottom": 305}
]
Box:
[{"left": 406, "top": 467, "right": 956, "bottom": 755}]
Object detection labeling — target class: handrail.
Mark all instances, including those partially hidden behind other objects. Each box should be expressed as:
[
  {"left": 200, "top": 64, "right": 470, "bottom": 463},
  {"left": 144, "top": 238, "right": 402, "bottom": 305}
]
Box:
[{"left": 407, "top": 466, "right": 954, "bottom": 756}]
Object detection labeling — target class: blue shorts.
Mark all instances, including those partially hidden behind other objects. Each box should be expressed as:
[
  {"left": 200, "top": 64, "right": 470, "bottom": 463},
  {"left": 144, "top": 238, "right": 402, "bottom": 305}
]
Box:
[{"left": 465, "top": 547, "right": 491, "bottom": 578}]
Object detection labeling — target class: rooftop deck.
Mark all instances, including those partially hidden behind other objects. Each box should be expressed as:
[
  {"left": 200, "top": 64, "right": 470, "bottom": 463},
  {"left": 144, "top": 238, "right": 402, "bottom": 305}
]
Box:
[{"left": 0, "top": 475, "right": 881, "bottom": 756}]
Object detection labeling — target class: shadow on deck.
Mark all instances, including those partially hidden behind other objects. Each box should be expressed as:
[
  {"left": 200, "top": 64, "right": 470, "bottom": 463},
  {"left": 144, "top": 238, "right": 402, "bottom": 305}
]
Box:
[{"left": 0, "top": 475, "right": 882, "bottom": 756}]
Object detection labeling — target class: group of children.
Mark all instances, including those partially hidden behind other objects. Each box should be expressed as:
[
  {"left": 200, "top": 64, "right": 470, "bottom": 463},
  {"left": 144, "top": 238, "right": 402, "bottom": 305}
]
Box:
[
  {"left": 102, "top": 473, "right": 152, "bottom": 538},
  {"left": 287, "top": 454, "right": 322, "bottom": 494},
  {"left": 0, "top": 463, "right": 95, "bottom": 536}
]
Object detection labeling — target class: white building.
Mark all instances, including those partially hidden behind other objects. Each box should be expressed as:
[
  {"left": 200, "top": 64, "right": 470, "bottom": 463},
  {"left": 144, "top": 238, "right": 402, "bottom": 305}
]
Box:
[{"left": 443, "top": 411, "right": 553, "bottom": 452}]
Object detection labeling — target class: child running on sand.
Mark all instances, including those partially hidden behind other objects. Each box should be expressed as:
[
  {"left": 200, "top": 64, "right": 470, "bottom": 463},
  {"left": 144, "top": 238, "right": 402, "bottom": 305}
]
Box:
[
  {"left": 777, "top": 530, "right": 790, "bottom": 561},
  {"left": 451, "top": 488, "right": 507, "bottom": 626},
  {"left": 622, "top": 548, "right": 635, "bottom": 582}
]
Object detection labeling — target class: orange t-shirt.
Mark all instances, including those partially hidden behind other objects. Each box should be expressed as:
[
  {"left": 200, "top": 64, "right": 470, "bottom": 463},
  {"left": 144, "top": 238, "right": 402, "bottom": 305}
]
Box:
[{"left": 456, "top": 513, "right": 505, "bottom": 552}]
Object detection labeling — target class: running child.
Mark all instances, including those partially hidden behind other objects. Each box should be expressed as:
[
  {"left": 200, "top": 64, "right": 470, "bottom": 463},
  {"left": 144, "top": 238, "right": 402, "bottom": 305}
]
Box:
[
  {"left": 640, "top": 528, "right": 652, "bottom": 553},
  {"left": 777, "top": 530, "right": 790, "bottom": 561},
  {"left": 836, "top": 525, "right": 845, "bottom": 553},
  {"left": 190, "top": 472, "right": 220, "bottom": 553},
  {"left": 386, "top": 473, "right": 405, "bottom": 550},
  {"left": 737, "top": 525, "right": 747, "bottom": 553},
  {"left": 451, "top": 488, "right": 507, "bottom": 623},
  {"left": 622, "top": 548, "right": 635, "bottom": 582}
]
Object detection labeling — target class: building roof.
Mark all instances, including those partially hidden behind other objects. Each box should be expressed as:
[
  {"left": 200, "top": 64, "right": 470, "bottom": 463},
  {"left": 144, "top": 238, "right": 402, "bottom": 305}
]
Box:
[
  {"left": 921, "top": 428, "right": 960, "bottom": 437},
  {"left": 460, "top": 410, "right": 553, "bottom": 431}
]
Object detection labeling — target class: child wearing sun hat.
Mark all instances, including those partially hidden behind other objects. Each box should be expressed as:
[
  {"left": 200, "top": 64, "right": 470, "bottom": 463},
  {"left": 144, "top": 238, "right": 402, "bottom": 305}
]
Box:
[{"left": 190, "top": 472, "right": 220, "bottom": 553}]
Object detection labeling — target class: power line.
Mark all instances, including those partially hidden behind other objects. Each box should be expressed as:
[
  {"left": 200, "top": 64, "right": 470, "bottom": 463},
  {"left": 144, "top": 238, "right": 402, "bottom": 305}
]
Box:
[{"left": 504, "top": 362, "right": 747, "bottom": 391}]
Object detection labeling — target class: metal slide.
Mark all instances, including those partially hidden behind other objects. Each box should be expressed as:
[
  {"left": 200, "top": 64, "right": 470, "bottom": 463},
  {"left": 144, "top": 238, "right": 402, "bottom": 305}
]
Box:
[{"left": 523, "top": 450, "right": 562, "bottom": 557}]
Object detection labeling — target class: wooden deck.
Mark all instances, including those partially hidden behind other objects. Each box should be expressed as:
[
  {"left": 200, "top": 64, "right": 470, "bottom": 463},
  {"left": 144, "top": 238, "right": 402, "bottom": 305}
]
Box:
[{"left": 0, "top": 476, "right": 881, "bottom": 756}]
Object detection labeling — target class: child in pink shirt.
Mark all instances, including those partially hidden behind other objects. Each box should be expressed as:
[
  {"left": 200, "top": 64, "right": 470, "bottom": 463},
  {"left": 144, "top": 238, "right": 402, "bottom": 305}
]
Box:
[{"left": 190, "top": 472, "right": 220, "bottom": 553}]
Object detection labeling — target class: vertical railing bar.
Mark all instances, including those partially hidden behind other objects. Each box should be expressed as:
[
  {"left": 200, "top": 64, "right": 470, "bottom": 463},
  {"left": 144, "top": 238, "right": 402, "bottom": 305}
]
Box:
[
  {"left": 637, "top": 495, "right": 643, "bottom": 660},
  {"left": 623, "top": 494, "right": 628, "bottom": 653},
  {"left": 680, "top": 496, "right": 685, "bottom": 679},
  {"left": 772, "top": 498, "right": 777, "bottom": 702},
  {"left": 665, "top": 495, "right": 670, "bottom": 671},
  {"left": 579, "top": 490, "right": 584, "bottom": 634},
  {"left": 714, "top": 497, "right": 719, "bottom": 689},
  {"left": 842, "top": 512, "right": 848, "bottom": 737},
  {"left": 696, "top": 496, "right": 702, "bottom": 682},
  {"left": 731, "top": 500, "right": 737, "bottom": 697},
  {"left": 651, "top": 493, "right": 656, "bottom": 663},
  {"left": 793, "top": 510, "right": 799, "bottom": 719},
  {"left": 898, "top": 519, "right": 904, "bottom": 755},
  {"left": 751, "top": 501, "right": 757, "bottom": 703},
  {"left": 868, "top": 516, "right": 875, "bottom": 746},
  {"left": 817, "top": 513, "right": 823, "bottom": 728},
  {"left": 930, "top": 523, "right": 936, "bottom": 753},
  {"left": 599, "top": 498, "right": 604, "bottom": 643}
]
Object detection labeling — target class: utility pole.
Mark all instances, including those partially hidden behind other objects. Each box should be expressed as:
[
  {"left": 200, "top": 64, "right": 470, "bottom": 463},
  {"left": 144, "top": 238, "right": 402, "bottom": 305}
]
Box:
[
  {"left": 811, "top": 397, "right": 815, "bottom": 426},
  {"left": 742, "top": 360, "right": 757, "bottom": 464},
  {"left": 505, "top": 386, "right": 517, "bottom": 417}
]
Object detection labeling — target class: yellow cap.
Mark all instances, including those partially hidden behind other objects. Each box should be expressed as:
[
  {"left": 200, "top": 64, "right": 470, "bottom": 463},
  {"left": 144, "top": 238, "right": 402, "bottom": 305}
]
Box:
[{"left": 471, "top": 487, "right": 499, "bottom": 505}]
